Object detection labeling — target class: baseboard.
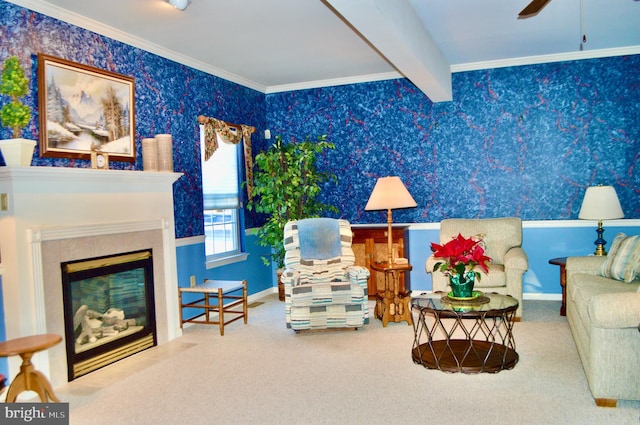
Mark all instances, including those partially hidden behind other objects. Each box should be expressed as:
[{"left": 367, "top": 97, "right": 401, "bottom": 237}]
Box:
[
  {"left": 250, "top": 287, "right": 278, "bottom": 303},
  {"left": 523, "top": 293, "right": 562, "bottom": 301}
]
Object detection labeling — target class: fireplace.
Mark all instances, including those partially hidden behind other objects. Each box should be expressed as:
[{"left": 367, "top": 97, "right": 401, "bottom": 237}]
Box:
[
  {"left": 62, "top": 249, "right": 157, "bottom": 380},
  {"left": 0, "top": 167, "right": 182, "bottom": 389}
]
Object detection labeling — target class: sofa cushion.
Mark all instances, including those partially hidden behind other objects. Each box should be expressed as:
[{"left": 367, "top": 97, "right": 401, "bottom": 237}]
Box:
[
  {"left": 600, "top": 233, "right": 640, "bottom": 283},
  {"left": 290, "top": 304, "right": 365, "bottom": 330},
  {"left": 589, "top": 292, "right": 640, "bottom": 328},
  {"left": 291, "top": 282, "right": 364, "bottom": 306},
  {"left": 473, "top": 264, "right": 506, "bottom": 288},
  {"left": 569, "top": 273, "right": 634, "bottom": 329},
  {"left": 295, "top": 256, "right": 348, "bottom": 284},
  {"left": 569, "top": 273, "right": 633, "bottom": 301}
]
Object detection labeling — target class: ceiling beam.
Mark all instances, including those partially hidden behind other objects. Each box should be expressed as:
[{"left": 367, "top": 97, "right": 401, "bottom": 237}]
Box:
[{"left": 325, "top": 0, "right": 452, "bottom": 102}]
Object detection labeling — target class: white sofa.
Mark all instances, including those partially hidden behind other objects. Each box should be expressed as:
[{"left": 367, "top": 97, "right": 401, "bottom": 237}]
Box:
[{"left": 565, "top": 255, "right": 640, "bottom": 407}]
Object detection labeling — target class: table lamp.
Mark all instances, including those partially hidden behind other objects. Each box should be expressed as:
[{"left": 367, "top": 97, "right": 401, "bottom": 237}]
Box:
[
  {"left": 578, "top": 184, "right": 624, "bottom": 256},
  {"left": 365, "top": 176, "right": 417, "bottom": 264}
]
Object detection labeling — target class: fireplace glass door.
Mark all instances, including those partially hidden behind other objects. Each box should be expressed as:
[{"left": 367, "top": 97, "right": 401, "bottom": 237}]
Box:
[{"left": 62, "top": 249, "right": 157, "bottom": 380}]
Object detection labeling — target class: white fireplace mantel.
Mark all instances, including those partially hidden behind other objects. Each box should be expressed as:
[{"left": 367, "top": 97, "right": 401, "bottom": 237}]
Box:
[
  {"left": 0, "top": 166, "right": 183, "bottom": 217},
  {"left": 0, "top": 166, "right": 183, "bottom": 388}
]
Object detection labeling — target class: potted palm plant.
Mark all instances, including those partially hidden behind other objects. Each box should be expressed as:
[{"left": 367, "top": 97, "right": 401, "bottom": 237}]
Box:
[
  {"left": 0, "top": 56, "right": 35, "bottom": 166},
  {"left": 248, "top": 134, "right": 338, "bottom": 270}
]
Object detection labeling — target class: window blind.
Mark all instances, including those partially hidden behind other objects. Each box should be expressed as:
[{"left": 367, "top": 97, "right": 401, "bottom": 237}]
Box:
[{"left": 200, "top": 126, "right": 240, "bottom": 209}]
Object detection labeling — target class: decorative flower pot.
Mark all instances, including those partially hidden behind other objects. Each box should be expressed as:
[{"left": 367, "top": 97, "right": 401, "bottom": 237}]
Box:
[
  {"left": 449, "top": 271, "right": 475, "bottom": 298},
  {"left": 0, "top": 138, "right": 36, "bottom": 166}
]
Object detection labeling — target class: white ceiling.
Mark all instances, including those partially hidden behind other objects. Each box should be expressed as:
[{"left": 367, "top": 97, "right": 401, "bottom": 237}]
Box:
[{"left": 8, "top": 0, "right": 640, "bottom": 102}]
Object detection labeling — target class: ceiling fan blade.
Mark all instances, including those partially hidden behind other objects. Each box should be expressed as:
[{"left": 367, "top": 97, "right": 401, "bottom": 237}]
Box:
[{"left": 518, "top": 0, "right": 552, "bottom": 19}]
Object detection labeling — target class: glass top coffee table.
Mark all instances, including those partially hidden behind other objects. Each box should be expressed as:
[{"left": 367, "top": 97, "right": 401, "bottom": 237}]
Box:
[{"left": 411, "top": 292, "right": 519, "bottom": 374}]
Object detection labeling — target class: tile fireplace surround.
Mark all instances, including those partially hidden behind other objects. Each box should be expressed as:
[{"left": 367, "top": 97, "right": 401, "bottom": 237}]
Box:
[{"left": 0, "top": 167, "right": 183, "bottom": 388}]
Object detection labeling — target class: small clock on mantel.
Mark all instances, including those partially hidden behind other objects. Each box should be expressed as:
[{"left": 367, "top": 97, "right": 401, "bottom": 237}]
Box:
[{"left": 91, "top": 151, "right": 109, "bottom": 170}]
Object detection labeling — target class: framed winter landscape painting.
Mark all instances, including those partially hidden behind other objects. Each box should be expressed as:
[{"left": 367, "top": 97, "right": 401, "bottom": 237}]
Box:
[{"left": 37, "top": 54, "right": 135, "bottom": 162}]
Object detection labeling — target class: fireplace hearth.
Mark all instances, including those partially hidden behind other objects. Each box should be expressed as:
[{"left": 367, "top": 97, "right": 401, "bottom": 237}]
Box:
[{"left": 62, "top": 249, "right": 157, "bottom": 380}]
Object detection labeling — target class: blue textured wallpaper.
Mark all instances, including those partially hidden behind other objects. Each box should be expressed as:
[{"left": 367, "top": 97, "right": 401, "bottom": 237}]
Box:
[
  {"left": 2, "top": 0, "right": 638, "bottom": 237},
  {"left": 0, "top": 1, "right": 267, "bottom": 238},
  {"left": 266, "top": 56, "right": 640, "bottom": 224}
]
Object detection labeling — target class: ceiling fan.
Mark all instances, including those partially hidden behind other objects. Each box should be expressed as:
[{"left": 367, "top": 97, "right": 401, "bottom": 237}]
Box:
[
  {"left": 519, "top": 0, "right": 640, "bottom": 19},
  {"left": 518, "top": 0, "right": 552, "bottom": 19}
]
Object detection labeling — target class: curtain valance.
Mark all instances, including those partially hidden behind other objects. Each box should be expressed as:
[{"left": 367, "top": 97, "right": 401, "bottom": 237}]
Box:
[{"left": 197, "top": 115, "right": 255, "bottom": 199}]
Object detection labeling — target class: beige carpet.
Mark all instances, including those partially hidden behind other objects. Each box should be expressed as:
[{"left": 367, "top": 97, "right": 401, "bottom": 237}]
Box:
[{"left": 51, "top": 294, "right": 638, "bottom": 425}]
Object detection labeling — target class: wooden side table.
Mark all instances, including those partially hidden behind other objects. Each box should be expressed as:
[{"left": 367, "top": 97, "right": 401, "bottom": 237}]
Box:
[
  {"left": 351, "top": 226, "right": 409, "bottom": 299},
  {"left": 371, "top": 261, "right": 413, "bottom": 327},
  {"left": 549, "top": 257, "right": 567, "bottom": 316},
  {"left": 0, "top": 334, "right": 62, "bottom": 402}
]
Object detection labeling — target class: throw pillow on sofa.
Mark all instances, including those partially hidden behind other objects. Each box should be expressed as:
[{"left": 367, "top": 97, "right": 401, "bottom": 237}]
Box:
[{"left": 600, "top": 233, "right": 640, "bottom": 283}]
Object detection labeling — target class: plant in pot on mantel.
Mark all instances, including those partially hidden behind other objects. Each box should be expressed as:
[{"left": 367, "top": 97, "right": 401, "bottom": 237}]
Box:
[
  {"left": 0, "top": 56, "right": 35, "bottom": 166},
  {"left": 247, "top": 134, "right": 338, "bottom": 300}
]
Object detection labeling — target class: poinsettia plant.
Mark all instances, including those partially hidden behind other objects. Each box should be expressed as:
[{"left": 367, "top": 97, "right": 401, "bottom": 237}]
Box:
[{"left": 431, "top": 233, "right": 492, "bottom": 281}]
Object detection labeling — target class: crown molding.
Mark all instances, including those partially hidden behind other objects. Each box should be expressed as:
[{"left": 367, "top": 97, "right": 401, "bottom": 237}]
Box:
[
  {"left": 7, "top": 1, "right": 640, "bottom": 94},
  {"left": 267, "top": 45, "right": 640, "bottom": 92},
  {"left": 5, "top": 0, "right": 267, "bottom": 93},
  {"left": 264, "top": 71, "right": 402, "bottom": 94},
  {"left": 451, "top": 46, "right": 640, "bottom": 73}
]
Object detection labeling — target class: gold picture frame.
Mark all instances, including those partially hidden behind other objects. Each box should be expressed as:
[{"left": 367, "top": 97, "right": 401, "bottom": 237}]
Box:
[{"left": 38, "top": 54, "right": 135, "bottom": 162}]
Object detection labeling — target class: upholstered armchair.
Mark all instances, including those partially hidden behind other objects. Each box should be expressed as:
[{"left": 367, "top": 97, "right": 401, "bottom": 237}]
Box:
[
  {"left": 281, "top": 218, "right": 370, "bottom": 331},
  {"left": 426, "top": 218, "right": 528, "bottom": 318}
]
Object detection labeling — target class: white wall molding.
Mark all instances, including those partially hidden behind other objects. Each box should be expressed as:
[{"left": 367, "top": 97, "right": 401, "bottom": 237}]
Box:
[
  {"left": 452, "top": 46, "right": 640, "bottom": 73},
  {"left": 6, "top": 0, "right": 266, "bottom": 93},
  {"left": 406, "top": 219, "right": 640, "bottom": 231},
  {"left": 8, "top": 0, "right": 638, "bottom": 95}
]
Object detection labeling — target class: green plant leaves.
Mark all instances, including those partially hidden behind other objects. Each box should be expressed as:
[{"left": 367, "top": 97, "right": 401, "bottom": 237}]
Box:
[
  {"left": 248, "top": 134, "right": 338, "bottom": 268},
  {"left": 0, "top": 56, "right": 31, "bottom": 138}
]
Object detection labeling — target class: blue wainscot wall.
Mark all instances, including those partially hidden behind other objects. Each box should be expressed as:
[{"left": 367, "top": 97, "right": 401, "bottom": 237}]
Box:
[
  {"left": 175, "top": 232, "right": 275, "bottom": 297},
  {"left": 406, "top": 220, "right": 640, "bottom": 298},
  {"left": 180, "top": 220, "right": 640, "bottom": 304}
]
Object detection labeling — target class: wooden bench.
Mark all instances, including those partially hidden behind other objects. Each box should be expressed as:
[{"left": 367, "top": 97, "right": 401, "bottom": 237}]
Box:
[{"left": 179, "top": 280, "right": 247, "bottom": 335}]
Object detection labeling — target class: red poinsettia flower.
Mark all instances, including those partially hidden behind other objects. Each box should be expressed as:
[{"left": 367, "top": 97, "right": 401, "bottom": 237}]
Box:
[{"left": 431, "top": 233, "right": 492, "bottom": 280}]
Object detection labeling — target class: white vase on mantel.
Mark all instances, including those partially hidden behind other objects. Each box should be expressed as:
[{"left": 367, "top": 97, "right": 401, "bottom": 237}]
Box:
[{"left": 0, "top": 138, "right": 36, "bottom": 166}]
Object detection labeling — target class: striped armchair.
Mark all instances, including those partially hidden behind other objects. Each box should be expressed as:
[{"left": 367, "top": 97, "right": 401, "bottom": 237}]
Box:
[{"left": 282, "top": 218, "right": 369, "bottom": 331}]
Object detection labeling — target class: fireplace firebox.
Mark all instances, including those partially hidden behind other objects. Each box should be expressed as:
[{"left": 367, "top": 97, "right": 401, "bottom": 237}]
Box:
[{"left": 61, "top": 249, "right": 157, "bottom": 380}]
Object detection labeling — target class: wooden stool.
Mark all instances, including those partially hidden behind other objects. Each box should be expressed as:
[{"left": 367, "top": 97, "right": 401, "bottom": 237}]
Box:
[
  {"left": 179, "top": 280, "right": 248, "bottom": 335},
  {"left": 0, "top": 334, "right": 62, "bottom": 402}
]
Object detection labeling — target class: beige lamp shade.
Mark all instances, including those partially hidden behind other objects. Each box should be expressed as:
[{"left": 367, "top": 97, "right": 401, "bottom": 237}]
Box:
[
  {"left": 365, "top": 176, "right": 417, "bottom": 211},
  {"left": 365, "top": 176, "right": 416, "bottom": 265},
  {"left": 578, "top": 185, "right": 624, "bottom": 220}
]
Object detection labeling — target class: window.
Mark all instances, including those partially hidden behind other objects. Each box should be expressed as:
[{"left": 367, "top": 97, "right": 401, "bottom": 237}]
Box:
[{"left": 200, "top": 125, "right": 243, "bottom": 262}]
